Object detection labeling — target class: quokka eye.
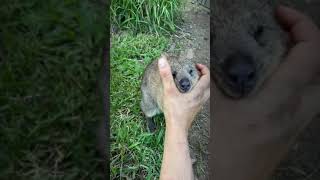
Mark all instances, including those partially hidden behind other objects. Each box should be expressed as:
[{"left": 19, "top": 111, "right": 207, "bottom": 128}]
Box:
[
  {"left": 172, "top": 71, "right": 177, "bottom": 78},
  {"left": 189, "top": 69, "right": 193, "bottom": 75},
  {"left": 254, "top": 25, "right": 264, "bottom": 40},
  {"left": 253, "top": 25, "right": 268, "bottom": 47}
]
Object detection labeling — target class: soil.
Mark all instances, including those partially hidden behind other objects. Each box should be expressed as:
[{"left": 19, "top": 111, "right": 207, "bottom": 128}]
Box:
[{"left": 170, "top": 0, "right": 320, "bottom": 179}]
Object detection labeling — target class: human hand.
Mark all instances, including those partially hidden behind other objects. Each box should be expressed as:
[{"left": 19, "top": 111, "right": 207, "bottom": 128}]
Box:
[
  {"left": 211, "top": 5, "right": 320, "bottom": 180},
  {"left": 158, "top": 55, "right": 210, "bottom": 135}
]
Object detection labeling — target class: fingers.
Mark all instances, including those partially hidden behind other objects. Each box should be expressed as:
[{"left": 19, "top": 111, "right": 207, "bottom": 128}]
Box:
[
  {"left": 258, "top": 6, "right": 320, "bottom": 105},
  {"left": 193, "top": 64, "right": 210, "bottom": 93},
  {"left": 196, "top": 64, "right": 210, "bottom": 76},
  {"left": 186, "top": 64, "right": 210, "bottom": 103},
  {"left": 200, "top": 80, "right": 210, "bottom": 103},
  {"left": 158, "top": 55, "right": 178, "bottom": 94},
  {"left": 259, "top": 43, "right": 320, "bottom": 107},
  {"left": 276, "top": 5, "right": 320, "bottom": 43}
]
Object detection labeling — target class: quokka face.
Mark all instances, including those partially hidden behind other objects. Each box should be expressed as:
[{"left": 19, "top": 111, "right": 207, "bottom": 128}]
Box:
[
  {"left": 169, "top": 58, "right": 200, "bottom": 93},
  {"left": 211, "top": 0, "right": 288, "bottom": 98}
]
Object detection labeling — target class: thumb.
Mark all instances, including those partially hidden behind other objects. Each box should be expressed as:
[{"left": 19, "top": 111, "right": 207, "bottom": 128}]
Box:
[{"left": 158, "top": 55, "right": 178, "bottom": 93}]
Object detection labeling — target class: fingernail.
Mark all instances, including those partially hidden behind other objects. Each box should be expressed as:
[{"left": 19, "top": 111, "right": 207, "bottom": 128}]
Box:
[{"left": 158, "top": 57, "right": 167, "bottom": 69}]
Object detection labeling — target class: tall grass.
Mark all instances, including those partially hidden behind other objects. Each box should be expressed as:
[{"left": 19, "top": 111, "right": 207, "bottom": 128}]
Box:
[{"left": 111, "top": 0, "right": 184, "bottom": 35}]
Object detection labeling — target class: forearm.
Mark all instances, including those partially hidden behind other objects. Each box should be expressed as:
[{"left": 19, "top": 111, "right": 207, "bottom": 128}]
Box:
[{"left": 160, "top": 125, "right": 194, "bottom": 180}]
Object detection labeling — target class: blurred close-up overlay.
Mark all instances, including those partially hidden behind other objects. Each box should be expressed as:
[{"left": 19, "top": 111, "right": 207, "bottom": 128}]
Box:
[{"left": 0, "top": 0, "right": 108, "bottom": 179}]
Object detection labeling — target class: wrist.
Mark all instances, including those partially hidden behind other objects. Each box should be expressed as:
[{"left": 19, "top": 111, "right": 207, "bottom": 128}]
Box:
[
  {"left": 165, "top": 124, "right": 189, "bottom": 143},
  {"left": 164, "top": 113, "right": 193, "bottom": 132}
]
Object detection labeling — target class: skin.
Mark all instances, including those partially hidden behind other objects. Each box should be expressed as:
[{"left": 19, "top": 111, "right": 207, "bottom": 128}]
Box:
[
  {"left": 159, "top": 5, "right": 320, "bottom": 180},
  {"left": 158, "top": 56, "right": 210, "bottom": 180}
]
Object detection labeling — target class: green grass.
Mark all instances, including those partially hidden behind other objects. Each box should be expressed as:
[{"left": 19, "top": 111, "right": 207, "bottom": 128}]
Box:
[
  {"left": 111, "top": 0, "right": 184, "bottom": 35},
  {"left": 0, "top": 0, "right": 106, "bottom": 179},
  {"left": 110, "top": 33, "right": 169, "bottom": 179}
]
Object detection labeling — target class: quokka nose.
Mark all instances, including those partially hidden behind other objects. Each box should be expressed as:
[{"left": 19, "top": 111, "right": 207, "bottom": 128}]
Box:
[
  {"left": 179, "top": 78, "right": 191, "bottom": 92},
  {"left": 223, "top": 52, "right": 257, "bottom": 93}
]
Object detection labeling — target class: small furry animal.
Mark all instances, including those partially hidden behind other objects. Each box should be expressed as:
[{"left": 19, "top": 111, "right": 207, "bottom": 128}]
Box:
[
  {"left": 211, "top": 0, "right": 288, "bottom": 98},
  {"left": 140, "top": 52, "right": 200, "bottom": 132}
]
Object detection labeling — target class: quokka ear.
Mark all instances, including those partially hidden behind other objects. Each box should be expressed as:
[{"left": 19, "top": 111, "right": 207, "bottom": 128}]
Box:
[
  {"left": 186, "top": 48, "right": 194, "bottom": 59},
  {"left": 177, "top": 48, "right": 194, "bottom": 61}
]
